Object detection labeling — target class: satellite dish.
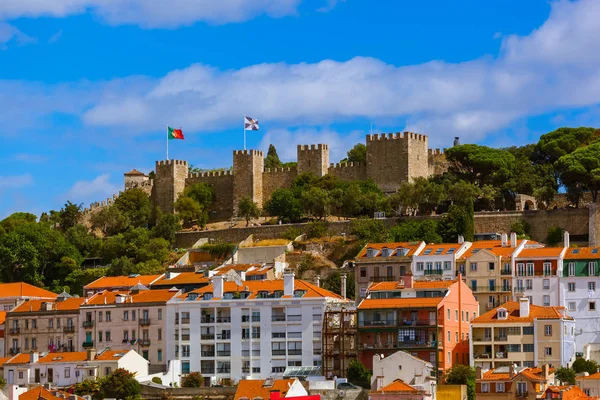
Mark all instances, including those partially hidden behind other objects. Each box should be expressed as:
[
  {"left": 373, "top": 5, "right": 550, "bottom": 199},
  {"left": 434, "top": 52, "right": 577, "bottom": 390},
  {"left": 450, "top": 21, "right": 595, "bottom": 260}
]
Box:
[{"left": 233, "top": 273, "right": 243, "bottom": 287}]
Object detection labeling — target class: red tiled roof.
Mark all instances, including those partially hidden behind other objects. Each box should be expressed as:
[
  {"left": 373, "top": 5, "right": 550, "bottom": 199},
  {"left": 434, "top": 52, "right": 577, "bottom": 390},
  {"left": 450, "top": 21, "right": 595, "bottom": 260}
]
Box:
[
  {"left": 356, "top": 242, "right": 424, "bottom": 259},
  {"left": 124, "top": 169, "right": 146, "bottom": 176},
  {"left": 473, "top": 301, "right": 571, "bottom": 323},
  {"left": 0, "top": 283, "right": 57, "bottom": 299},
  {"left": 20, "top": 387, "right": 83, "bottom": 400},
  {"left": 418, "top": 243, "right": 463, "bottom": 256},
  {"left": 543, "top": 386, "right": 593, "bottom": 400},
  {"left": 153, "top": 272, "right": 209, "bottom": 286},
  {"left": 358, "top": 297, "right": 441, "bottom": 310},
  {"left": 460, "top": 240, "right": 530, "bottom": 259},
  {"left": 11, "top": 298, "right": 84, "bottom": 313},
  {"left": 84, "top": 274, "right": 163, "bottom": 290},
  {"left": 0, "top": 311, "right": 6, "bottom": 324},
  {"left": 368, "top": 280, "right": 455, "bottom": 292},
  {"left": 371, "top": 380, "right": 418, "bottom": 393},
  {"left": 95, "top": 349, "right": 131, "bottom": 361},
  {"left": 517, "top": 247, "right": 565, "bottom": 258},
  {"left": 234, "top": 379, "right": 298, "bottom": 400},
  {"left": 186, "top": 279, "right": 342, "bottom": 300},
  {"left": 0, "top": 357, "right": 12, "bottom": 367},
  {"left": 480, "top": 367, "right": 554, "bottom": 382},
  {"left": 9, "top": 350, "right": 129, "bottom": 365},
  {"left": 85, "top": 288, "right": 180, "bottom": 305},
  {"left": 564, "top": 247, "right": 600, "bottom": 260}
]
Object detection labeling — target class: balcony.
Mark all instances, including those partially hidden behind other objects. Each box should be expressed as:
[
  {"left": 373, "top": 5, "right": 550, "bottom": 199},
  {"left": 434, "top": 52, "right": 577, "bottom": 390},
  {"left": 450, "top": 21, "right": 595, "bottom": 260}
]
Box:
[
  {"left": 140, "top": 339, "right": 151, "bottom": 347},
  {"left": 216, "top": 333, "right": 231, "bottom": 340},
  {"left": 242, "top": 367, "right": 250, "bottom": 373},
  {"left": 371, "top": 276, "right": 396, "bottom": 282},
  {"left": 399, "top": 319, "right": 437, "bottom": 326},
  {"left": 201, "top": 351, "right": 215, "bottom": 357},
  {"left": 82, "top": 341, "right": 94, "bottom": 348},
  {"left": 9, "top": 348, "right": 20, "bottom": 355},
  {"left": 82, "top": 321, "right": 94, "bottom": 328},
  {"left": 181, "top": 318, "right": 190, "bottom": 324},
  {"left": 216, "top": 317, "right": 231, "bottom": 323},
  {"left": 217, "top": 350, "right": 231, "bottom": 356},
  {"left": 272, "top": 350, "right": 286, "bottom": 356},
  {"left": 473, "top": 337, "right": 492, "bottom": 342},
  {"left": 359, "top": 319, "right": 397, "bottom": 327},
  {"left": 423, "top": 269, "right": 443, "bottom": 276},
  {"left": 201, "top": 368, "right": 215, "bottom": 375},
  {"left": 217, "top": 367, "right": 231, "bottom": 374},
  {"left": 272, "top": 315, "right": 286, "bottom": 322},
  {"left": 63, "top": 326, "right": 75, "bottom": 334},
  {"left": 501, "top": 269, "right": 511, "bottom": 275},
  {"left": 9, "top": 328, "right": 20, "bottom": 334},
  {"left": 201, "top": 316, "right": 215, "bottom": 323},
  {"left": 471, "top": 286, "right": 510, "bottom": 293},
  {"left": 287, "top": 350, "right": 302, "bottom": 355},
  {"left": 181, "top": 335, "right": 190, "bottom": 341},
  {"left": 494, "top": 336, "right": 508, "bottom": 342},
  {"left": 201, "top": 334, "right": 215, "bottom": 340},
  {"left": 516, "top": 392, "right": 528, "bottom": 398},
  {"left": 139, "top": 318, "right": 151, "bottom": 326}
]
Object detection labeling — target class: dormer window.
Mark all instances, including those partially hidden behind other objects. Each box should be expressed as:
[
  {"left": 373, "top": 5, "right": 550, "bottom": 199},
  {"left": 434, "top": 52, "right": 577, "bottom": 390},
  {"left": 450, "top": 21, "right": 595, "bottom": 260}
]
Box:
[
  {"left": 423, "top": 249, "right": 432, "bottom": 255},
  {"left": 397, "top": 248, "right": 408, "bottom": 256},
  {"left": 434, "top": 248, "right": 443, "bottom": 255},
  {"left": 240, "top": 291, "right": 250, "bottom": 299},
  {"left": 187, "top": 293, "right": 198, "bottom": 301},
  {"left": 203, "top": 293, "right": 213, "bottom": 300},
  {"left": 366, "top": 248, "right": 378, "bottom": 258},
  {"left": 497, "top": 308, "right": 507, "bottom": 320},
  {"left": 294, "top": 290, "right": 307, "bottom": 298},
  {"left": 381, "top": 248, "right": 392, "bottom": 257},
  {"left": 273, "top": 290, "right": 283, "bottom": 298},
  {"left": 257, "top": 291, "right": 269, "bottom": 299},
  {"left": 223, "top": 292, "right": 234, "bottom": 300}
]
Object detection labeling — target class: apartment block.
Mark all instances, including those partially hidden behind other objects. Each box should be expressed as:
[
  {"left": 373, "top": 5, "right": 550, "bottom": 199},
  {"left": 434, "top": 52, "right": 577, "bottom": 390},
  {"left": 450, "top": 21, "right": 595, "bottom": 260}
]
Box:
[
  {"left": 78, "top": 286, "right": 180, "bottom": 373},
  {"left": 470, "top": 298, "right": 575, "bottom": 370},
  {"left": 5, "top": 293, "right": 83, "bottom": 356},
  {"left": 166, "top": 273, "right": 348, "bottom": 385},
  {"left": 356, "top": 274, "right": 478, "bottom": 373},
  {"left": 0, "top": 283, "right": 58, "bottom": 312},
  {"left": 514, "top": 247, "right": 566, "bottom": 308},
  {"left": 412, "top": 242, "right": 471, "bottom": 281},
  {"left": 475, "top": 364, "right": 554, "bottom": 400}
]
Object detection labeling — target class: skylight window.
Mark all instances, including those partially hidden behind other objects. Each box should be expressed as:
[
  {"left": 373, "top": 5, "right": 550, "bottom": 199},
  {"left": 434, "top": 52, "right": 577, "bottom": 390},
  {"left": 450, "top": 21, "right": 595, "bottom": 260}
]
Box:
[
  {"left": 447, "top": 248, "right": 455, "bottom": 254},
  {"left": 573, "top": 249, "right": 580, "bottom": 254},
  {"left": 472, "top": 249, "right": 480, "bottom": 254},
  {"left": 424, "top": 249, "right": 432, "bottom": 255},
  {"left": 593, "top": 249, "right": 599, "bottom": 254},
  {"left": 434, "top": 248, "right": 443, "bottom": 255}
]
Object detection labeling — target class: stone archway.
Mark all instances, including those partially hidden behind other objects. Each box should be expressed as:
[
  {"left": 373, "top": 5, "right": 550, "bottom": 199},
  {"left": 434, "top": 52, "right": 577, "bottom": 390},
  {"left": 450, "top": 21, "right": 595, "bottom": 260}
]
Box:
[{"left": 515, "top": 194, "right": 537, "bottom": 211}]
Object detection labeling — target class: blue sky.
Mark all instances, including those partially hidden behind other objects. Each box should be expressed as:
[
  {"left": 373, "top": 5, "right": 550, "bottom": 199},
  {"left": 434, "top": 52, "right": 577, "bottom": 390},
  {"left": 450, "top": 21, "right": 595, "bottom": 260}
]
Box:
[{"left": 1, "top": 0, "right": 600, "bottom": 218}]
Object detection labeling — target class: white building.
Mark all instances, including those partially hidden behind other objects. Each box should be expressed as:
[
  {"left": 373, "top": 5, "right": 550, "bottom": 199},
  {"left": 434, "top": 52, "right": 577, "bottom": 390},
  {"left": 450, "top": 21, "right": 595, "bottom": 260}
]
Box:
[
  {"left": 371, "top": 351, "right": 436, "bottom": 397},
  {"left": 513, "top": 247, "right": 566, "bottom": 307},
  {"left": 166, "top": 273, "right": 349, "bottom": 385},
  {"left": 4, "top": 349, "right": 148, "bottom": 388},
  {"left": 412, "top": 243, "right": 471, "bottom": 281}
]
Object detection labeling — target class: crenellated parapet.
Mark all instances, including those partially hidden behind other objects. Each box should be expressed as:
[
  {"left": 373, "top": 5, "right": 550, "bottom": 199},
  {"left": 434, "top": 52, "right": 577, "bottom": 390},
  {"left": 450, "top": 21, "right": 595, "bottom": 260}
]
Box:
[
  {"left": 366, "top": 132, "right": 427, "bottom": 142},
  {"left": 189, "top": 170, "right": 233, "bottom": 178}
]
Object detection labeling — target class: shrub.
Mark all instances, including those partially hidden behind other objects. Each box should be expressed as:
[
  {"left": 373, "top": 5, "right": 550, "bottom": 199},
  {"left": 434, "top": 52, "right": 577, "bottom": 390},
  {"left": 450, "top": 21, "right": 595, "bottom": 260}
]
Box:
[
  {"left": 152, "top": 377, "right": 163, "bottom": 385},
  {"left": 281, "top": 227, "right": 302, "bottom": 241},
  {"left": 306, "top": 221, "right": 329, "bottom": 239},
  {"left": 546, "top": 226, "right": 564, "bottom": 246},
  {"left": 181, "top": 372, "right": 204, "bottom": 388}
]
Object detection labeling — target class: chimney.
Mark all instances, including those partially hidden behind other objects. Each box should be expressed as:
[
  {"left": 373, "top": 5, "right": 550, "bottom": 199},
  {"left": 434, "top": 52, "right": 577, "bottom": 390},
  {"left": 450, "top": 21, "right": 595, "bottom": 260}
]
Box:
[
  {"left": 269, "top": 391, "right": 281, "bottom": 400},
  {"left": 376, "top": 376, "right": 384, "bottom": 390},
  {"left": 564, "top": 231, "right": 570, "bottom": 248},
  {"left": 29, "top": 351, "right": 39, "bottom": 364},
  {"left": 509, "top": 364, "right": 515, "bottom": 378},
  {"left": 458, "top": 235, "right": 464, "bottom": 244},
  {"left": 86, "top": 348, "right": 96, "bottom": 361},
  {"left": 453, "top": 137, "right": 460, "bottom": 147},
  {"left": 315, "top": 275, "right": 320, "bottom": 288},
  {"left": 501, "top": 233, "right": 508, "bottom": 247},
  {"left": 519, "top": 297, "right": 530, "bottom": 318},
  {"left": 283, "top": 272, "right": 295, "bottom": 297},
  {"left": 543, "top": 364, "right": 550, "bottom": 380},
  {"left": 404, "top": 272, "right": 413, "bottom": 289},
  {"left": 341, "top": 274, "right": 347, "bottom": 300},
  {"left": 475, "top": 366, "right": 483, "bottom": 379},
  {"left": 510, "top": 232, "right": 517, "bottom": 248},
  {"left": 213, "top": 275, "right": 224, "bottom": 299},
  {"left": 8, "top": 385, "right": 19, "bottom": 400},
  {"left": 240, "top": 271, "right": 246, "bottom": 281}
]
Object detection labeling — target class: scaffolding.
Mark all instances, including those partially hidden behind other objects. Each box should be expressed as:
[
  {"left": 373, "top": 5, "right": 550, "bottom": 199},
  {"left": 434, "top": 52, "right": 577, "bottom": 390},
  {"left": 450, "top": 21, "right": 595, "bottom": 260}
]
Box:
[{"left": 322, "top": 304, "right": 357, "bottom": 379}]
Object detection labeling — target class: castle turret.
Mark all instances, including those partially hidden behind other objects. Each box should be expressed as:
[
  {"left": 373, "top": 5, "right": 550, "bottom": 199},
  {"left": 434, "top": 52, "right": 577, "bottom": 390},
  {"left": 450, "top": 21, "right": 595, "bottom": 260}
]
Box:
[
  {"left": 153, "top": 160, "right": 188, "bottom": 214},
  {"left": 233, "top": 149, "right": 264, "bottom": 212},
  {"left": 297, "top": 144, "right": 329, "bottom": 177}
]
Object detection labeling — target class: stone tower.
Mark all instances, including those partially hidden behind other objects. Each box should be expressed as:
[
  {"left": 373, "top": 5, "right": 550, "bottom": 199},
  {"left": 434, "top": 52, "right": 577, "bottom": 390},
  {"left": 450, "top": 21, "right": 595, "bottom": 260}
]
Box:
[
  {"left": 366, "top": 132, "right": 429, "bottom": 193},
  {"left": 153, "top": 160, "right": 189, "bottom": 214},
  {"left": 297, "top": 144, "right": 329, "bottom": 177},
  {"left": 233, "top": 150, "right": 264, "bottom": 212}
]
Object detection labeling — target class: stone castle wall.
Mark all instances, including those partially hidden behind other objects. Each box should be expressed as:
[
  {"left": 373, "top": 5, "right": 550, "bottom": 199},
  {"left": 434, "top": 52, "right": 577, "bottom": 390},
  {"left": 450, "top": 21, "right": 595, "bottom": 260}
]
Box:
[
  {"left": 186, "top": 171, "right": 234, "bottom": 216},
  {"left": 233, "top": 150, "right": 264, "bottom": 210},
  {"left": 297, "top": 144, "right": 329, "bottom": 177},
  {"left": 262, "top": 167, "right": 298, "bottom": 203},
  {"left": 328, "top": 162, "right": 367, "bottom": 181},
  {"left": 153, "top": 159, "right": 188, "bottom": 214},
  {"left": 428, "top": 148, "right": 451, "bottom": 176}
]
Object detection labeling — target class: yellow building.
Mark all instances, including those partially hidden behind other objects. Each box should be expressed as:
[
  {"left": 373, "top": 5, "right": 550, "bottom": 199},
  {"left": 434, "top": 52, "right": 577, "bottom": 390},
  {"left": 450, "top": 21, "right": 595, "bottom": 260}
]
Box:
[
  {"left": 470, "top": 298, "right": 575, "bottom": 370},
  {"left": 475, "top": 364, "right": 554, "bottom": 400}
]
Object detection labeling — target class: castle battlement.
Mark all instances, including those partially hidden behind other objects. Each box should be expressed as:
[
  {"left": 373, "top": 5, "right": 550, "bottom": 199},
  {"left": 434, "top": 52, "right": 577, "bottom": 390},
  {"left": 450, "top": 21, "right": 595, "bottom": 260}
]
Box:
[
  {"left": 298, "top": 144, "right": 328, "bottom": 151},
  {"left": 329, "top": 162, "right": 362, "bottom": 169},
  {"left": 264, "top": 167, "right": 294, "bottom": 173},
  {"left": 366, "top": 132, "right": 427, "bottom": 141},
  {"left": 233, "top": 149, "right": 263, "bottom": 156},
  {"left": 156, "top": 159, "right": 188, "bottom": 166},
  {"left": 428, "top": 148, "right": 447, "bottom": 156},
  {"left": 190, "top": 170, "right": 233, "bottom": 178}
]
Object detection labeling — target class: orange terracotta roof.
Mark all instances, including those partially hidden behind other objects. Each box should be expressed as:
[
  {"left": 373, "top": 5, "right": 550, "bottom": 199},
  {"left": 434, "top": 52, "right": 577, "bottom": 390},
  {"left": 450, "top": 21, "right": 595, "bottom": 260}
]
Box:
[
  {"left": 20, "top": 387, "right": 82, "bottom": 400},
  {"left": 246, "top": 266, "right": 273, "bottom": 276},
  {"left": 371, "top": 380, "right": 418, "bottom": 393},
  {"left": 358, "top": 297, "right": 441, "bottom": 310},
  {"left": 564, "top": 247, "right": 600, "bottom": 260},
  {"left": 94, "top": 349, "right": 131, "bottom": 360},
  {"left": 152, "top": 272, "right": 209, "bottom": 286},
  {"left": 84, "top": 274, "right": 163, "bottom": 290},
  {"left": 6, "top": 354, "right": 31, "bottom": 364},
  {"left": 0, "top": 357, "right": 12, "bottom": 367},
  {"left": 0, "top": 283, "right": 57, "bottom": 299},
  {"left": 124, "top": 169, "right": 146, "bottom": 176},
  {"left": 85, "top": 288, "right": 180, "bottom": 305},
  {"left": 579, "top": 372, "right": 600, "bottom": 380},
  {"left": 517, "top": 247, "right": 565, "bottom": 258},
  {"left": 0, "top": 311, "right": 6, "bottom": 324},
  {"left": 368, "top": 280, "right": 455, "bottom": 292},
  {"left": 481, "top": 370, "right": 510, "bottom": 381},
  {"left": 186, "top": 279, "right": 342, "bottom": 300},
  {"left": 473, "top": 301, "right": 571, "bottom": 324},
  {"left": 38, "top": 352, "right": 87, "bottom": 363},
  {"left": 418, "top": 243, "right": 463, "bottom": 256},
  {"left": 216, "top": 264, "right": 263, "bottom": 273},
  {"left": 234, "top": 379, "right": 297, "bottom": 400},
  {"left": 460, "top": 240, "right": 530, "bottom": 259},
  {"left": 544, "top": 386, "right": 593, "bottom": 400},
  {"left": 480, "top": 367, "right": 553, "bottom": 382},
  {"left": 11, "top": 298, "right": 85, "bottom": 313},
  {"left": 356, "top": 242, "right": 424, "bottom": 259}
]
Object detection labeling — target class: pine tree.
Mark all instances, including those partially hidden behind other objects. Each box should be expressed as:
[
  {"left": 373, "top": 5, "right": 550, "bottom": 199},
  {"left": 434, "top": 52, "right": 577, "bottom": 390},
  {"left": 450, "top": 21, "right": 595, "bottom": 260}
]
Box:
[{"left": 265, "top": 144, "right": 283, "bottom": 169}]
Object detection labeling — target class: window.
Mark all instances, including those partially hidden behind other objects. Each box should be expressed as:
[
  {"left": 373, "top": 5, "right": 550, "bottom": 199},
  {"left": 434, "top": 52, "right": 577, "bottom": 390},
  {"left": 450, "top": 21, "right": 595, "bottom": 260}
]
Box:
[
  {"left": 182, "top": 362, "right": 190, "bottom": 374},
  {"left": 507, "top": 327, "right": 521, "bottom": 335},
  {"left": 526, "top": 263, "right": 534, "bottom": 276},
  {"left": 31, "top": 320, "right": 37, "bottom": 329},
  {"left": 447, "top": 330, "right": 450, "bottom": 342},
  {"left": 123, "top": 331, "right": 129, "bottom": 342},
  {"left": 470, "top": 263, "right": 477, "bottom": 271},
  {"left": 523, "top": 344, "right": 534, "bottom": 352},
  {"left": 64, "top": 368, "right": 70, "bottom": 378},
  {"left": 455, "top": 332, "right": 458, "bottom": 343},
  {"left": 497, "top": 309, "right": 507, "bottom": 319},
  {"left": 32, "top": 338, "right": 36, "bottom": 349},
  {"left": 158, "top": 309, "right": 162, "bottom": 320},
  {"left": 488, "top": 262, "right": 495, "bottom": 271},
  {"left": 568, "top": 262, "right": 575, "bottom": 277},
  {"left": 481, "top": 383, "right": 490, "bottom": 393},
  {"left": 523, "top": 326, "right": 534, "bottom": 335},
  {"left": 19, "top": 371, "right": 23, "bottom": 379},
  {"left": 545, "top": 325, "right": 552, "bottom": 336},
  {"left": 447, "top": 309, "right": 450, "bottom": 320},
  {"left": 416, "top": 263, "right": 423, "bottom": 271},
  {"left": 182, "top": 345, "right": 190, "bottom": 357},
  {"left": 106, "top": 331, "right": 111, "bottom": 342},
  {"left": 543, "top": 295, "right": 550, "bottom": 306},
  {"left": 543, "top": 279, "right": 550, "bottom": 289},
  {"left": 98, "top": 312, "right": 103, "bottom": 322},
  {"left": 517, "top": 263, "right": 525, "bottom": 276},
  {"left": 466, "top": 311, "right": 470, "bottom": 321},
  {"left": 287, "top": 342, "right": 302, "bottom": 355},
  {"left": 461, "top": 311, "right": 464, "bottom": 321},
  {"left": 543, "top": 262, "right": 552, "bottom": 276},
  {"left": 568, "top": 302, "right": 576, "bottom": 311},
  {"left": 360, "top": 268, "right": 367, "bottom": 277},
  {"left": 591, "top": 301, "right": 596, "bottom": 311},
  {"left": 590, "top": 282, "right": 596, "bottom": 291},
  {"left": 158, "top": 349, "right": 162, "bottom": 362},
  {"left": 569, "top": 282, "right": 576, "bottom": 291},
  {"left": 444, "top": 261, "right": 451, "bottom": 270},
  {"left": 56, "top": 319, "right": 60, "bottom": 328},
  {"left": 545, "top": 347, "right": 552, "bottom": 356},
  {"left": 447, "top": 351, "right": 451, "bottom": 364},
  {"left": 158, "top": 328, "right": 162, "bottom": 341},
  {"left": 104, "top": 367, "right": 112, "bottom": 375},
  {"left": 142, "top": 350, "right": 148, "bottom": 360},
  {"left": 516, "top": 279, "right": 524, "bottom": 291},
  {"left": 106, "top": 311, "right": 111, "bottom": 322},
  {"left": 132, "top": 310, "right": 136, "bottom": 321},
  {"left": 517, "top": 382, "right": 527, "bottom": 396},
  {"left": 272, "top": 342, "right": 286, "bottom": 355},
  {"left": 48, "top": 319, "right": 53, "bottom": 328},
  {"left": 455, "top": 310, "right": 458, "bottom": 321},
  {"left": 98, "top": 331, "right": 103, "bottom": 342},
  {"left": 526, "top": 279, "right": 533, "bottom": 290},
  {"left": 471, "top": 281, "right": 477, "bottom": 291},
  {"left": 590, "top": 262, "right": 597, "bottom": 276},
  {"left": 123, "top": 311, "right": 129, "bottom": 321}
]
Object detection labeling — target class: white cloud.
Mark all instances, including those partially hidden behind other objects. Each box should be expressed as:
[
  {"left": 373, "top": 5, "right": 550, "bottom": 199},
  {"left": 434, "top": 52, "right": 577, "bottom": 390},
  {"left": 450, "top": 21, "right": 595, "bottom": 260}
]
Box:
[
  {"left": 0, "top": 174, "right": 33, "bottom": 189},
  {"left": 64, "top": 174, "right": 120, "bottom": 205},
  {"left": 47, "top": 29, "right": 62, "bottom": 44},
  {"left": 0, "top": 0, "right": 302, "bottom": 27},
  {"left": 317, "top": 0, "right": 346, "bottom": 13},
  {"left": 0, "top": 22, "right": 35, "bottom": 49}
]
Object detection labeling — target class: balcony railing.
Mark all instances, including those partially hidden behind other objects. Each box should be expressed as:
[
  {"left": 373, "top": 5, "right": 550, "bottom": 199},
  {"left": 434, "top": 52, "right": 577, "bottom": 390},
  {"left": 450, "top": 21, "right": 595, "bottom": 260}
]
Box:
[
  {"left": 63, "top": 326, "right": 75, "bottom": 333},
  {"left": 82, "top": 341, "right": 94, "bottom": 348},
  {"left": 201, "top": 334, "right": 215, "bottom": 340},
  {"left": 216, "top": 333, "right": 231, "bottom": 340},
  {"left": 473, "top": 337, "right": 492, "bottom": 342},
  {"left": 272, "top": 332, "right": 286, "bottom": 338},
  {"left": 9, "top": 348, "right": 20, "bottom": 355},
  {"left": 287, "top": 350, "right": 302, "bottom": 355},
  {"left": 272, "top": 350, "right": 286, "bottom": 356},
  {"left": 471, "top": 286, "right": 510, "bottom": 293},
  {"left": 201, "top": 351, "right": 215, "bottom": 357},
  {"left": 501, "top": 269, "right": 511, "bottom": 275},
  {"left": 181, "top": 335, "right": 190, "bottom": 341},
  {"left": 516, "top": 392, "right": 528, "bottom": 398},
  {"left": 217, "top": 367, "right": 231, "bottom": 373},
  {"left": 201, "top": 368, "right": 215, "bottom": 375},
  {"left": 202, "top": 317, "right": 215, "bottom": 323},
  {"left": 371, "top": 276, "right": 396, "bottom": 282},
  {"left": 399, "top": 319, "right": 437, "bottom": 326},
  {"left": 82, "top": 321, "right": 94, "bottom": 328},
  {"left": 140, "top": 339, "right": 151, "bottom": 346},
  {"left": 9, "top": 328, "right": 20, "bottom": 334},
  {"left": 217, "top": 351, "right": 231, "bottom": 356},
  {"left": 272, "top": 315, "right": 286, "bottom": 322},
  {"left": 494, "top": 336, "right": 508, "bottom": 342},
  {"left": 242, "top": 367, "right": 250, "bottom": 373},
  {"left": 139, "top": 318, "right": 151, "bottom": 326},
  {"left": 181, "top": 318, "right": 190, "bottom": 324},
  {"left": 359, "top": 319, "right": 397, "bottom": 327},
  {"left": 423, "top": 269, "right": 443, "bottom": 276},
  {"left": 216, "top": 317, "right": 231, "bottom": 323}
]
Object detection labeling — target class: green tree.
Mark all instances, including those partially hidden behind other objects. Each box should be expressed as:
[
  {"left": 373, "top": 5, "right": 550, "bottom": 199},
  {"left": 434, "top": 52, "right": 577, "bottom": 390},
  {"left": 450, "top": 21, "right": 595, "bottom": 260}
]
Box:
[
  {"left": 99, "top": 368, "right": 141, "bottom": 400},
  {"left": 573, "top": 358, "right": 599, "bottom": 374},
  {"left": 445, "top": 144, "right": 516, "bottom": 188},
  {"left": 438, "top": 202, "right": 474, "bottom": 243},
  {"left": 64, "top": 267, "right": 108, "bottom": 296},
  {"left": 91, "top": 205, "right": 129, "bottom": 236},
  {"left": 447, "top": 181, "right": 481, "bottom": 206},
  {"left": 1, "top": 212, "right": 37, "bottom": 232},
  {"left": 340, "top": 183, "right": 363, "bottom": 218},
  {"left": 343, "top": 143, "right": 367, "bottom": 164},
  {"left": 265, "top": 144, "right": 283, "bottom": 169},
  {"left": 264, "top": 188, "right": 303, "bottom": 222},
  {"left": 174, "top": 197, "right": 206, "bottom": 228},
  {"left": 151, "top": 377, "right": 163, "bottom": 385},
  {"left": 389, "top": 220, "right": 442, "bottom": 243},
  {"left": 151, "top": 211, "right": 181, "bottom": 244},
  {"left": 347, "top": 359, "right": 371, "bottom": 389},
  {"left": 302, "top": 186, "right": 331, "bottom": 220},
  {"left": 556, "top": 142, "right": 600, "bottom": 202},
  {"left": 322, "top": 269, "right": 355, "bottom": 299},
  {"left": 114, "top": 188, "right": 152, "bottom": 228},
  {"left": 444, "top": 364, "right": 475, "bottom": 400},
  {"left": 534, "top": 127, "right": 600, "bottom": 164},
  {"left": 237, "top": 196, "right": 262, "bottom": 226},
  {"left": 59, "top": 201, "right": 83, "bottom": 231},
  {"left": 73, "top": 379, "right": 101, "bottom": 397},
  {"left": 182, "top": 183, "right": 215, "bottom": 209},
  {"left": 555, "top": 367, "right": 576, "bottom": 385},
  {"left": 351, "top": 218, "right": 389, "bottom": 243},
  {"left": 181, "top": 372, "right": 204, "bottom": 388},
  {"left": 306, "top": 221, "right": 329, "bottom": 239},
  {"left": 65, "top": 224, "right": 101, "bottom": 257},
  {"left": 546, "top": 226, "right": 564, "bottom": 247},
  {"left": 510, "top": 220, "right": 531, "bottom": 239}
]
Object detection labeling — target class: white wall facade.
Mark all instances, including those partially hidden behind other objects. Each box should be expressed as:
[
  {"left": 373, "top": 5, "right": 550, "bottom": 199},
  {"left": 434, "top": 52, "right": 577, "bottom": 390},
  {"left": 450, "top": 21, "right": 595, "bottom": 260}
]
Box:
[
  {"left": 560, "top": 276, "right": 600, "bottom": 353},
  {"left": 371, "top": 351, "right": 434, "bottom": 390},
  {"left": 513, "top": 276, "right": 562, "bottom": 307}
]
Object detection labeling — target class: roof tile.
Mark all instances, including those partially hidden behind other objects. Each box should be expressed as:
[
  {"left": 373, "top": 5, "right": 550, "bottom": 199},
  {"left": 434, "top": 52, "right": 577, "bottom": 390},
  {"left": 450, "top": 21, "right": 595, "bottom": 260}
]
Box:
[{"left": 473, "top": 301, "right": 571, "bottom": 324}]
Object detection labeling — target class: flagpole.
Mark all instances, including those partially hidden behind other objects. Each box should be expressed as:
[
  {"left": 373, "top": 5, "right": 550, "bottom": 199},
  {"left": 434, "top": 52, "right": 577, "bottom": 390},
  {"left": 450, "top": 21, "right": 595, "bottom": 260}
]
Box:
[
  {"left": 166, "top": 125, "right": 169, "bottom": 161},
  {"left": 243, "top": 115, "right": 246, "bottom": 150}
]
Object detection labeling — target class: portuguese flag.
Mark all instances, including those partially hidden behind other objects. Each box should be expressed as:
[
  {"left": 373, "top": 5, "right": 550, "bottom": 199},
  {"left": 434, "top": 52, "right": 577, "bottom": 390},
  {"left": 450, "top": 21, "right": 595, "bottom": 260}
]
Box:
[{"left": 168, "top": 126, "right": 184, "bottom": 140}]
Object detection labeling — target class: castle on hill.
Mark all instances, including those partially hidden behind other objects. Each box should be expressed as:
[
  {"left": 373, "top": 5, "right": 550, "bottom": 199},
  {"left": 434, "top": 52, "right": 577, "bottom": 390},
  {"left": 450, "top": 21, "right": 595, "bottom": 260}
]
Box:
[{"left": 122, "top": 132, "right": 450, "bottom": 219}]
